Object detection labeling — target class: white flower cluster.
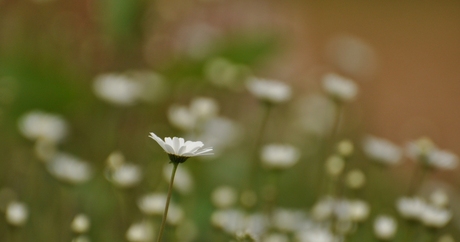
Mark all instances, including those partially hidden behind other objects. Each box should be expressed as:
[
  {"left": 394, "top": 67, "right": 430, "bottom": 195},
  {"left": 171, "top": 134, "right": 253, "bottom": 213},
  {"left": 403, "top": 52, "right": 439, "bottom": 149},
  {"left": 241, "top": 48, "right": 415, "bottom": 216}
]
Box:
[
  {"left": 18, "top": 110, "right": 68, "bottom": 143},
  {"left": 47, "top": 152, "right": 93, "bottom": 184},
  {"left": 406, "top": 137, "right": 458, "bottom": 170},
  {"left": 105, "top": 151, "right": 142, "bottom": 188},
  {"left": 260, "top": 144, "right": 300, "bottom": 170},
  {"left": 396, "top": 195, "right": 452, "bottom": 228}
]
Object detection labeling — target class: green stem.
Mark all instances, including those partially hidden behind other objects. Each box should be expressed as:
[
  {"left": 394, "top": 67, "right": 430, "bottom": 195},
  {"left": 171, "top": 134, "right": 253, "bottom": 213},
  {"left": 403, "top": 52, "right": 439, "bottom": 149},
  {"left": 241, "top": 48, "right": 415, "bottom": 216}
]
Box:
[
  {"left": 247, "top": 103, "right": 272, "bottom": 189},
  {"left": 156, "top": 162, "right": 179, "bottom": 242}
]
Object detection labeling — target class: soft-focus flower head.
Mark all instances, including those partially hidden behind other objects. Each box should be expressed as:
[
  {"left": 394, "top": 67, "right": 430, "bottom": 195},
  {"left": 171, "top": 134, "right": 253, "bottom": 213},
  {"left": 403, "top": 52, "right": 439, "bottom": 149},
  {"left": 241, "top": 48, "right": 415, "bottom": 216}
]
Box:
[
  {"left": 18, "top": 110, "right": 68, "bottom": 143},
  {"left": 406, "top": 137, "right": 458, "bottom": 170},
  {"left": 108, "top": 163, "right": 142, "bottom": 188},
  {"left": 420, "top": 204, "right": 452, "bottom": 228},
  {"left": 260, "top": 144, "right": 300, "bottom": 170},
  {"left": 430, "top": 189, "right": 449, "bottom": 208},
  {"left": 345, "top": 169, "right": 366, "bottom": 189},
  {"left": 47, "top": 152, "right": 93, "bottom": 184},
  {"left": 322, "top": 73, "right": 358, "bottom": 102},
  {"left": 295, "top": 226, "right": 336, "bottom": 242},
  {"left": 246, "top": 77, "right": 292, "bottom": 104},
  {"left": 337, "top": 139, "right": 354, "bottom": 157},
  {"left": 272, "top": 208, "right": 305, "bottom": 232},
  {"left": 373, "top": 215, "right": 397, "bottom": 240},
  {"left": 71, "top": 213, "right": 91, "bottom": 234},
  {"left": 5, "top": 201, "right": 28, "bottom": 227},
  {"left": 137, "top": 193, "right": 167, "bottom": 216},
  {"left": 363, "top": 135, "right": 402, "bottom": 165},
  {"left": 149, "top": 132, "right": 213, "bottom": 163},
  {"left": 263, "top": 233, "right": 289, "bottom": 242},
  {"left": 93, "top": 73, "right": 142, "bottom": 106},
  {"left": 325, "top": 155, "right": 345, "bottom": 177},
  {"left": 126, "top": 220, "right": 154, "bottom": 242},
  {"left": 396, "top": 196, "right": 426, "bottom": 220},
  {"left": 211, "top": 186, "right": 238, "bottom": 209}
]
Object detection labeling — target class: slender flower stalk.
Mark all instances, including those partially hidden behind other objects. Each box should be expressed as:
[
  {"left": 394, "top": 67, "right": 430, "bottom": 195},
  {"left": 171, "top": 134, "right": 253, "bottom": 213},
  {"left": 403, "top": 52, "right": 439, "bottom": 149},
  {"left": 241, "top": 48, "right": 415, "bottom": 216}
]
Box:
[
  {"left": 156, "top": 162, "right": 178, "bottom": 242},
  {"left": 149, "top": 132, "right": 213, "bottom": 242}
]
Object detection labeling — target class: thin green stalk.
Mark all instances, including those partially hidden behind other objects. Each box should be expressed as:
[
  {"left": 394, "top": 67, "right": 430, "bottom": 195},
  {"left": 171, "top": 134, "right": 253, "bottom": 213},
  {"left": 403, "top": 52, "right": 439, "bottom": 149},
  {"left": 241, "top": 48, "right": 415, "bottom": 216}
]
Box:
[
  {"left": 246, "top": 103, "right": 272, "bottom": 189},
  {"left": 156, "top": 162, "right": 179, "bottom": 242}
]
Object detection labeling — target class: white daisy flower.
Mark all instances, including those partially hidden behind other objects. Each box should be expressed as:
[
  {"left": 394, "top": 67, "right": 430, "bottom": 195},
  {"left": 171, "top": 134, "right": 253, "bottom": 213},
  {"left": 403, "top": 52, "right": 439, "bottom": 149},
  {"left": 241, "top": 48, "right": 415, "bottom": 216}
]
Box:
[
  {"left": 6, "top": 201, "right": 28, "bottom": 227},
  {"left": 363, "top": 135, "right": 402, "bottom": 165},
  {"left": 373, "top": 215, "right": 397, "bottom": 240},
  {"left": 149, "top": 132, "right": 213, "bottom": 163},
  {"left": 47, "top": 152, "right": 92, "bottom": 184},
  {"left": 406, "top": 138, "right": 458, "bottom": 170},
  {"left": 260, "top": 144, "right": 300, "bottom": 170},
  {"left": 93, "top": 73, "right": 142, "bottom": 106},
  {"left": 71, "top": 214, "right": 91, "bottom": 234},
  {"left": 18, "top": 110, "right": 68, "bottom": 143}
]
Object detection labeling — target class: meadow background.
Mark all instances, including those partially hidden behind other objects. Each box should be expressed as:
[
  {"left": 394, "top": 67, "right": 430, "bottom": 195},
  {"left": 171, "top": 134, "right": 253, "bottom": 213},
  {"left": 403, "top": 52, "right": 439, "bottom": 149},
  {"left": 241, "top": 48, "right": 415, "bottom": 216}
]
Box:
[{"left": 0, "top": 0, "right": 459, "bottom": 241}]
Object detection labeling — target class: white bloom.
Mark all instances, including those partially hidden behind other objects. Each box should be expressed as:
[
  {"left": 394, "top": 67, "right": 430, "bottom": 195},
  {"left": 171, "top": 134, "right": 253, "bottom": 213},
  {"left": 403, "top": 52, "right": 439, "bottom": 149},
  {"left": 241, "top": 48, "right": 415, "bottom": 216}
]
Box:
[
  {"left": 126, "top": 220, "right": 154, "bottom": 242},
  {"left": 149, "top": 133, "right": 213, "bottom": 162},
  {"left": 345, "top": 169, "right": 366, "bottom": 189},
  {"left": 296, "top": 227, "right": 336, "bottom": 242},
  {"left": 6, "top": 201, "right": 28, "bottom": 226},
  {"left": 190, "top": 97, "right": 219, "bottom": 121},
  {"left": 72, "top": 235, "right": 90, "bottom": 242},
  {"left": 93, "top": 74, "right": 142, "bottom": 106},
  {"left": 137, "top": 193, "right": 167, "bottom": 216},
  {"left": 349, "top": 200, "right": 370, "bottom": 222},
  {"left": 430, "top": 189, "right": 449, "bottom": 208},
  {"left": 296, "top": 95, "right": 336, "bottom": 137},
  {"left": 47, "top": 152, "right": 92, "bottom": 184},
  {"left": 311, "top": 197, "right": 334, "bottom": 221},
  {"left": 337, "top": 140, "right": 354, "bottom": 157},
  {"left": 71, "top": 214, "right": 91, "bottom": 234},
  {"left": 168, "top": 105, "right": 197, "bottom": 131},
  {"left": 110, "top": 163, "right": 142, "bottom": 188},
  {"left": 406, "top": 138, "right": 458, "bottom": 170},
  {"left": 195, "top": 117, "right": 241, "bottom": 155},
  {"left": 272, "top": 209, "right": 305, "bottom": 232},
  {"left": 322, "top": 73, "right": 358, "bottom": 102},
  {"left": 261, "top": 144, "right": 300, "bottom": 170},
  {"left": 373, "top": 215, "right": 397, "bottom": 240},
  {"left": 363, "top": 135, "right": 402, "bottom": 165},
  {"left": 211, "top": 209, "right": 245, "bottom": 234},
  {"left": 246, "top": 78, "right": 292, "bottom": 104},
  {"left": 211, "top": 186, "right": 238, "bottom": 208},
  {"left": 263, "top": 233, "right": 289, "bottom": 242},
  {"left": 396, "top": 196, "right": 426, "bottom": 220},
  {"left": 420, "top": 204, "right": 452, "bottom": 228},
  {"left": 18, "top": 110, "right": 68, "bottom": 143},
  {"left": 325, "top": 155, "right": 345, "bottom": 177},
  {"left": 167, "top": 204, "right": 185, "bottom": 225},
  {"left": 163, "top": 165, "right": 194, "bottom": 194}
]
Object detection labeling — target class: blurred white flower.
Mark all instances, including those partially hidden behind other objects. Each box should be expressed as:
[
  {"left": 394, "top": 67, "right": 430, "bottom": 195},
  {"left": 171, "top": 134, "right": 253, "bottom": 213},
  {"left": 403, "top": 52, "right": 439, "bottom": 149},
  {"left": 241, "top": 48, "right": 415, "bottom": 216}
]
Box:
[
  {"left": 18, "top": 110, "right": 68, "bottom": 143},
  {"left": 406, "top": 138, "right": 458, "bottom": 170},
  {"left": 325, "top": 155, "right": 345, "bottom": 177},
  {"left": 168, "top": 105, "right": 197, "bottom": 131},
  {"left": 126, "top": 220, "right": 154, "bottom": 242},
  {"left": 345, "top": 169, "right": 366, "bottom": 189},
  {"left": 93, "top": 73, "right": 142, "bottom": 106},
  {"left": 72, "top": 235, "right": 90, "bottom": 242},
  {"left": 190, "top": 97, "right": 219, "bottom": 121},
  {"left": 420, "top": 204, "right": 452, "bottom": 228},
  {"left": 363, "top": 135, "right": 402, "bottom": 165},
  {"left": 260, "top": 144, "right": 300, "bottom": 170},
  {"left": 246, "top": 78, "right": 292, "bottom": 104},
  {"left": 311, "top": 197, "right": 334, "bottom": 221},
  {"left": 295, "top": 227, "right": 336, "bottom": 242},
  {"left": 325, "top": 34, "right": 378, "bottom": 78},
  {"left": 168, "top": 97, "right": 219, "bottom": 131},
  {"left": 396, "top": 196, "right": 426, "bottom": 220},
  {"left": 5, "top": 201, "right": 28, "bottom": 226},
  {"left": 337, "top": 140, "right": 354, "bottom": 157},
  {"left": 430, "top": 189, "right": 449, "bottom": 208},
  {"left": 149, "top": 133, "right": 213, "bottom": 163},
  {"left": 195, "top": 117, "right": 241, "bottom": 155},
  {"left": 295, "top": 94, "right": 336, "bottom": 137},
  {"left": 373, "top": 215, "right": 397, "bottom": 240},
  {"left": 348, "top": 200, "right": 370, "bottom": 222},
  {"left": 167, "top": 204, "right": 185, "bottom": 225},
  {"left": 322, "top": 73, "right": 358, "bottom": 102},
  {"left": 272, "top": 208, "right": 305, "bottom": 232},
  {"left": 263, "top": 233, "right": 289, "bottom": 242},
  {"left": 211, "top": 209, "right": 245, "bottom": 234},
  {"left": 71, "top": 213, "right": 90, "bottom": 234},
  {"left": 211, "top": 186, "right": 238, "bottom": 209},
  {"left": 109, "top": 163, "right": 142, "bottom": 188},
  {"left": 137, "top": 193, "right": 167, "bottom": 216},
  {"left": 47, "top": 152, "right": 92, "bottom": 184},
  {"left": 163, "top": 165, "right": 194, "bottom": 194}
]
